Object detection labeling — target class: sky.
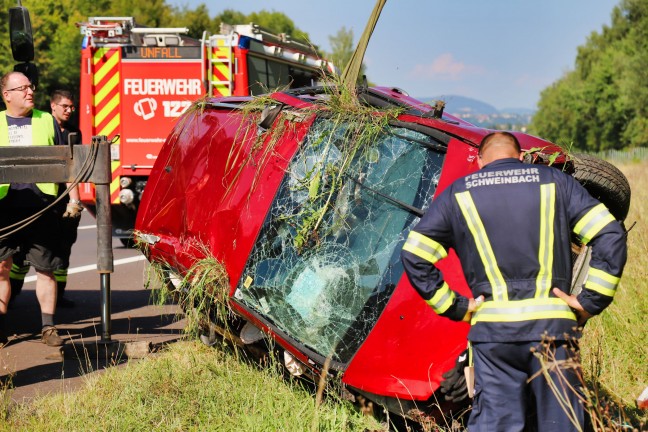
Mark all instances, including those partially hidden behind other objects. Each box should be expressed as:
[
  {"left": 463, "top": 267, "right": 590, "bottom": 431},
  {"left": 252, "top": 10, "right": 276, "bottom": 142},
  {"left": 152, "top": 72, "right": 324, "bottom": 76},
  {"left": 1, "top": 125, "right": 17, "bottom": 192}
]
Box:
[{"left": 167, "top": 0, "right": 620, "bottom": 110}]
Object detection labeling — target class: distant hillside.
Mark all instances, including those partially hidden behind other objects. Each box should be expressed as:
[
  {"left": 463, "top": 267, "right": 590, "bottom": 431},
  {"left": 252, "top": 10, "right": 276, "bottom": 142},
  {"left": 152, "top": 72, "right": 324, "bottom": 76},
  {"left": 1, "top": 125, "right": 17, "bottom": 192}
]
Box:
[
  {"left": 418, "top": 95, "right": 534, "bottom": 131},
  {"left": 423, "top": 95, "right": 499, "bottom": 115}
]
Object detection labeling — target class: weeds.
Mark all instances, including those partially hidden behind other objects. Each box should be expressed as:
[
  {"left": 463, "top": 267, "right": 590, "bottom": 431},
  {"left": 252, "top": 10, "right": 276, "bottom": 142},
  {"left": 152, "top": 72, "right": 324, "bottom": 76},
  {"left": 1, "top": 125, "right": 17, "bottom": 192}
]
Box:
[
  {"left": 531, "top": 335, "right": 645, "bottom": 431},
  {"left": 2, "top": 341, "right": 381, "bottom": 431},
  {"left": 140, "top": 241, "right": 231, "bottom": 339}
]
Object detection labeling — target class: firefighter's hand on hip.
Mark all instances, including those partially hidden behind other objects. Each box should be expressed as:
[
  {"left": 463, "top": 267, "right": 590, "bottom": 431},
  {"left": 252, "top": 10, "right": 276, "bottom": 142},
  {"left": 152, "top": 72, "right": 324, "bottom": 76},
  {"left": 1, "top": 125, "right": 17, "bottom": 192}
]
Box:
[
  {"left": 63, "top": 200, "right": 84, "bottom": 219},
  {"left": 462, "top": 295, "right": 484, "bottom": 322},
  {"left": 552, "top": 287, "right": 592, "bottom": 326}
]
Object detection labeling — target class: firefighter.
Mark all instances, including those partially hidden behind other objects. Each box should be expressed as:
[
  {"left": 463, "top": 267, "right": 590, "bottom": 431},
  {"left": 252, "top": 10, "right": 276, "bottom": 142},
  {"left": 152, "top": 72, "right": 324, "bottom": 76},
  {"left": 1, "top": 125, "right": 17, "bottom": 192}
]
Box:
[
  {"left": 401, "top": 131, "right": 627, "bottom": 431},
  {"left": 9, "top": 90, "right": 82, "bottom": 309},
  {"left": 0, "top": 72, "right": 82, "bottom": 347}
]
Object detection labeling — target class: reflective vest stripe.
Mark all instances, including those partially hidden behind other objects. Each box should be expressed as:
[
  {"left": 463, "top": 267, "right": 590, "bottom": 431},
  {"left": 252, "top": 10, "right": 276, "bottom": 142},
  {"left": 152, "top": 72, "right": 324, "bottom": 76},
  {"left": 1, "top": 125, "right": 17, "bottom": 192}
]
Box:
[
  {"left": 584, "top": 267, "right": 620, "bottom": 297},
  {"left": 573, "top": 204, "right": 615, "bottom": 244},
  {"left": 54, "top": 268, "right": 68, "bottom": 283},
  {"left": 0, "top": 110, "right": 58, "bottom": 199},
  {"left": 425, "top": 282, "right": 456, "bottom": 314},
  {"left": 403, "top": 231, "right": 448, "bottom": 264},
  {"left": 472, "top": 298, "right": 577, "bottom": 323},
  {"left": 10, "top": 264, "right": 30, "bottom": 280},
  {"left": 456, "top": 191, "right": 508, "bottom": 301},
  {"left": 535, "top": 183, "right": 556, "bottom": 298}
]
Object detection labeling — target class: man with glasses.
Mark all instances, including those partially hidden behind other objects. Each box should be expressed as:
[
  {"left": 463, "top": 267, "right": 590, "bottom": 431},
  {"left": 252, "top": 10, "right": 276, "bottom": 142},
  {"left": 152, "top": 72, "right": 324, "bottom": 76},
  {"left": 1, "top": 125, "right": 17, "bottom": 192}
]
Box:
[
  {"left": 9, "top": 89, "right": 83, "bottom": 310},
  {"left": 0, "top": 72, "right": 81, "bottom": 347}
]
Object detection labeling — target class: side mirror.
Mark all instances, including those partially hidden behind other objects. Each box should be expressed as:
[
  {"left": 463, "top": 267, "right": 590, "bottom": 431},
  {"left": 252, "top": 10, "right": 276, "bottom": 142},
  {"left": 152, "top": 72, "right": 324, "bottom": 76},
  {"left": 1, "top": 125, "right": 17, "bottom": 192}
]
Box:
[{"left": 9, "top": 6, "right": 34, "bottom": 62}]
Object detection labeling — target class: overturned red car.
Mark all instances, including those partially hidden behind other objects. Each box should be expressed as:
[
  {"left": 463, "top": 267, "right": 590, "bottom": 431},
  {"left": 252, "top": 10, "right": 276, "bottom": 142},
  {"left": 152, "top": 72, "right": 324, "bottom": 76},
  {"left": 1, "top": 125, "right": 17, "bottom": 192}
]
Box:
[{"left": 135, "top": 86, "right": 630, "bottom": 418}]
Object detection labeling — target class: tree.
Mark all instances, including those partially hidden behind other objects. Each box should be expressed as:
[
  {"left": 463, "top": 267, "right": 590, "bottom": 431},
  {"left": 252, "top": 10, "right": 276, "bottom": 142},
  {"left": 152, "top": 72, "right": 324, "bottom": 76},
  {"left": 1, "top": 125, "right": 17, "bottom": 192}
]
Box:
[
  {"left": 327, "top": 26, "right": 368, "bottom": 83},
  {"left": 245, "top": 10, "right": 310, "bottom": 44},
  {"left": 530, "top": 0, "right": 648, "bottom": 150},
  {"left": 328, "top": 27, "right": 354, "bottom": 73},
  {"left": 167, "top": 3, "right": 213, "bottom": 39},
  {"left": 0, "top": 1, "right": 319, "bottom": 111}
]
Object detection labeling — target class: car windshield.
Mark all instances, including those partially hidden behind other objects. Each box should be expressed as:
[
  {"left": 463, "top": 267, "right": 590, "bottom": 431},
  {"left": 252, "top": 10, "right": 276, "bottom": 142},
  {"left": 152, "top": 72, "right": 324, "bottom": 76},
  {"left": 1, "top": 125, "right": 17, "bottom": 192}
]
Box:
[{"left": 234, "top": 117, "right": 445, "bottom": 364}]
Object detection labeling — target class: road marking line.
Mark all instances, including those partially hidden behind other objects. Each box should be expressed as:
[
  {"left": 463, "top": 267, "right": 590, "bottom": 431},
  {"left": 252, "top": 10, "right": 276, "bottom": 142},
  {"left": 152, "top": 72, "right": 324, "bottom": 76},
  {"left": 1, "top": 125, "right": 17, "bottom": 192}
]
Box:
[
  {"left": 78, "top": 225, "right": 97, "bottom": 230},
  {"left": 24, "top": 255, "right": 147, "bottom": 283}
]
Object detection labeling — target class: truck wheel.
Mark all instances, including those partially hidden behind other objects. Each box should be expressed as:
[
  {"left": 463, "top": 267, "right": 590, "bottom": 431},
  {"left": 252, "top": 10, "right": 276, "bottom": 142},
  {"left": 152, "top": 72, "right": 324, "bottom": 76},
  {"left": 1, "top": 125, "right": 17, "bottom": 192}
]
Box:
[
  {"left": 571, "top": 154, "right": 630, "bottom": 221},
  {"left": 120, "top": 238, "right": 135, "bottom": 248}
]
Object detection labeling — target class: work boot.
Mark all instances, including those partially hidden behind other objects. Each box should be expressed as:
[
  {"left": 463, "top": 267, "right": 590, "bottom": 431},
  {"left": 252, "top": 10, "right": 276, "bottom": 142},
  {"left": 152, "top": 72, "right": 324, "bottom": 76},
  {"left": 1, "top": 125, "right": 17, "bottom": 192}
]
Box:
[{"left": 41, "top": 326, "right": 64, "bottom": 347}]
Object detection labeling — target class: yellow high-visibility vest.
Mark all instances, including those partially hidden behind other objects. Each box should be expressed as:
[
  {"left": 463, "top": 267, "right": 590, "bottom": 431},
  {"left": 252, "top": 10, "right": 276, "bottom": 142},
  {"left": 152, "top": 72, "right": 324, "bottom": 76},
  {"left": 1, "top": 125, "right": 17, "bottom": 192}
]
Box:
[{"left": 0, "top": 110, "right": 58, "bottom": 199}]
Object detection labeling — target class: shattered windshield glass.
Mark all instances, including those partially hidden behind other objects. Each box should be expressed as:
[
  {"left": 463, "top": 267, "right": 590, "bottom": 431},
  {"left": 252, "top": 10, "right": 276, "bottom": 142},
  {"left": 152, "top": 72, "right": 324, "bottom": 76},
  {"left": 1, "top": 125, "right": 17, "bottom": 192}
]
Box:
[{"left": 235, "top": 117, "right": 445, "bottom": 363}]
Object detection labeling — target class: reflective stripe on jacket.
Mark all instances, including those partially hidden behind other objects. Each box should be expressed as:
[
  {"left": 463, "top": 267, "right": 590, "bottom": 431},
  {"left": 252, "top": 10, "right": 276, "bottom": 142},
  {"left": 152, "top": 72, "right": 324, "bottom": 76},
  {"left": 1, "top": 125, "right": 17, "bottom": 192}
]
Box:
[
  {"left": 0, "top": 110, "right": 58, "bottom": 199},
  {"left": 401, "top": 158, "right": 627, "bottom": 342}
]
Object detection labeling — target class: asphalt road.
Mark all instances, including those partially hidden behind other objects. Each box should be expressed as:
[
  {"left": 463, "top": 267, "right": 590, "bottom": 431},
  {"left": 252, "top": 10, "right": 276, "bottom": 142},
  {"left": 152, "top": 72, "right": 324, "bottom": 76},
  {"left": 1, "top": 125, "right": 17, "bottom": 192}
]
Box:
[{"left": 1, "top": 212, "right": 184, "bottom": 404}]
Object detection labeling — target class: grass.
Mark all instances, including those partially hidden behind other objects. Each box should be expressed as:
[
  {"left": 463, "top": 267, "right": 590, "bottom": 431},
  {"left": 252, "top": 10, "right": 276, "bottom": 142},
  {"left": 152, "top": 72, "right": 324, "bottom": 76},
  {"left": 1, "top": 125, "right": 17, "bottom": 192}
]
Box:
[
  {"left": 1, "top": 162, "right": 646, "bottom": 431},
  {"left": 1, "top": 341, "right": 382, "bottom": 432},
  {"left": 577, "top": 161, "right": 648, "bottom": 427}
]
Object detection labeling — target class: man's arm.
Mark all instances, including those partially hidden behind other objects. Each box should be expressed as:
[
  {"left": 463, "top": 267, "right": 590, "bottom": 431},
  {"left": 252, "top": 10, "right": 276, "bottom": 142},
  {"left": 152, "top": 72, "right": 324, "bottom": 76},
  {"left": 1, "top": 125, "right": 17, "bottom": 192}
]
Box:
[
  {"left": 401, "top": 190, "right": 472, "bottom": 321},
  {"left": 53, "top": 118, "right": 83, "bottom": 215},
  {"left": 558, "top": 177, "right": 628, "bottom": 320}
]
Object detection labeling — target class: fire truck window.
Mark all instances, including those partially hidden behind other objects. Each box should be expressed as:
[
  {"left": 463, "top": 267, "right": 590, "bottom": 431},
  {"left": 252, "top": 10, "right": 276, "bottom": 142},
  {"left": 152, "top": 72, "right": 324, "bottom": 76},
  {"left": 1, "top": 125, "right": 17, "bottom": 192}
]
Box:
[
  {"left": 234, "top": 118, "right": 446, "bottom": 363},
  {"left": 266, "top": 61, "right": 289, "bottom": 88},
  {"left": 247, "top": 56, "right": 268, "bottom": 95},
  {"left": 248, "top": 55, "right": 317, "bottom": 94},
  {"left": 289, "top": 67, "right": 318, "bottom": 88}
]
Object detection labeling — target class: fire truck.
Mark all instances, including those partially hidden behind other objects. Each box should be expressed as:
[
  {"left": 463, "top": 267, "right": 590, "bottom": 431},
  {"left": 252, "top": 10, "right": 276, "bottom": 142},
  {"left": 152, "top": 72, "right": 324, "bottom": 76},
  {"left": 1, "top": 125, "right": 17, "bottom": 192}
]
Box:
[{"left": 77, "top": 17, "right": 335, "bottom": 245}]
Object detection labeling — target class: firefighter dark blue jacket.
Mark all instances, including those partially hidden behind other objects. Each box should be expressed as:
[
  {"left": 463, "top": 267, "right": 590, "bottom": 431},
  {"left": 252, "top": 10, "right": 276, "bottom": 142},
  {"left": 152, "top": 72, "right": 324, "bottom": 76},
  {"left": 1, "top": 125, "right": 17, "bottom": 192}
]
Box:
[{"left": 401, "top": 158, "right": 627, "bottom": 342}]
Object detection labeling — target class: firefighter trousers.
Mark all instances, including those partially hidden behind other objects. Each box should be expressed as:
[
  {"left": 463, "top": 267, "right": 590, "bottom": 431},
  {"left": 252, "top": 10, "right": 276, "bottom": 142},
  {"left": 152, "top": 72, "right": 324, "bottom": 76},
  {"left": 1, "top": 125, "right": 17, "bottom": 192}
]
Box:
[{"left": 467, "top": 340, "right": 585, "bottom": 432}]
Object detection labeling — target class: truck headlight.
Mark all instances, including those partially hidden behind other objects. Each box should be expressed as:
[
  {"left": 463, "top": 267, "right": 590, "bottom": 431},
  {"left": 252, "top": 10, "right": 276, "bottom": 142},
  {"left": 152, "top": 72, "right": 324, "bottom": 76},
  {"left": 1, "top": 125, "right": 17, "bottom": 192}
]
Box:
[
  {"left": 119, "top": 188, "right": 135, "bottom": 205},
  {"left": 120, "top": 177, "right": 133, "bottom": 188}
]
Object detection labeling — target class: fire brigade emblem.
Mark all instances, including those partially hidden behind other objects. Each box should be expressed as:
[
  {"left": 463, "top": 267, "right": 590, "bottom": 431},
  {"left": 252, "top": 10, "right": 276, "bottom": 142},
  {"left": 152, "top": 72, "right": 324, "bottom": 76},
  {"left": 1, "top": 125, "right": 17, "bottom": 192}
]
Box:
[{"left": 134, "top": 97, "right": 157, "bottom": 120}]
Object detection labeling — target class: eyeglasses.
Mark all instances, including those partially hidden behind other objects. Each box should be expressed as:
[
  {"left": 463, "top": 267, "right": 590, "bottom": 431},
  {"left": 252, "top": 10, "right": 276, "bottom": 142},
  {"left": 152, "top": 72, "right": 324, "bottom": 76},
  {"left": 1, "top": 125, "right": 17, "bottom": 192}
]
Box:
[
  {"left": 56, "top": 104, "right": 76, "bottom": 112},
  {"left": 4, "top": 84, "right": 36, "bottom": 93}
]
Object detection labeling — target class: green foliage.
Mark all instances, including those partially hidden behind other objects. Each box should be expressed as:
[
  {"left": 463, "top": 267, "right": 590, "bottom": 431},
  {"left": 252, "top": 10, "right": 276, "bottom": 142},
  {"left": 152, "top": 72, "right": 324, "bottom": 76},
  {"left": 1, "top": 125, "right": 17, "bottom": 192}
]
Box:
[
  {"left": 328, "top": 27, "right": 359, "bottom": 75},
  {"left": 245, "top": 10, "right": 311, "bottom": 43},
  {"left": 140, "top": 240, "right": 231, "bottom": 337},
  {"left": 0, "top": 1, "right": 316, "bottom": 110},
  {"left": 530, "top": 0, "right": 648, "bottom": 151},
  {"left": 166, "top": 3, "right": 212, "bottom": 39},
  {"left": 578, "top": 161, "right": 648, "bottom": 428},
  {"left": 3, "top": 341, "right": 381, "bottom": 431}
]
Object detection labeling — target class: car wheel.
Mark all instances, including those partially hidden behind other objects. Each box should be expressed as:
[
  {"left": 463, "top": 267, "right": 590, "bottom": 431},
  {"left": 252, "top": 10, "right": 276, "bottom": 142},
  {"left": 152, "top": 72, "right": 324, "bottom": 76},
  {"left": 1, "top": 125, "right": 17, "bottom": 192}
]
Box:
[
  {"left": 199, "top": 325, "right": 218, "bottom": 347},
  {"left": 571, "top": 153, "right": 630, "bottom": 221}
]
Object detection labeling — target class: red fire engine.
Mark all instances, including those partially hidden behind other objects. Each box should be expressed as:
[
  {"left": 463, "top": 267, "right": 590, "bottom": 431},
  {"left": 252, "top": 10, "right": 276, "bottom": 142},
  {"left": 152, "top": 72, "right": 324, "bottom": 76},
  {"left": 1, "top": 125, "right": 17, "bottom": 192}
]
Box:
[{"left": 78, "top": 17, "right": 334, "bottom": 245}]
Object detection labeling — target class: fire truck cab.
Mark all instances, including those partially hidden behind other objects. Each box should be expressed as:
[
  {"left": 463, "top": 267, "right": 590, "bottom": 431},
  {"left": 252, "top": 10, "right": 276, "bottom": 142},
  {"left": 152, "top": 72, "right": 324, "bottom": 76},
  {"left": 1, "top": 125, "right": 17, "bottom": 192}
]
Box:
[{"left": 78, "top": 17, "right": 335, "bottom": 244}]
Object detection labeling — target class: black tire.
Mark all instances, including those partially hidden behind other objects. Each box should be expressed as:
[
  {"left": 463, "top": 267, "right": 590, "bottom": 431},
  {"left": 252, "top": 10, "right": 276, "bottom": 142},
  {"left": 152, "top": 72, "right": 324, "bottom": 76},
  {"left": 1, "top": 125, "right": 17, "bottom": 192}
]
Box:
[
  {"left": 571, "top": 153, "right": 631, "bottom": 221},
  {"left": 120, "top": 237, "right": 136, "bottom": 248}
]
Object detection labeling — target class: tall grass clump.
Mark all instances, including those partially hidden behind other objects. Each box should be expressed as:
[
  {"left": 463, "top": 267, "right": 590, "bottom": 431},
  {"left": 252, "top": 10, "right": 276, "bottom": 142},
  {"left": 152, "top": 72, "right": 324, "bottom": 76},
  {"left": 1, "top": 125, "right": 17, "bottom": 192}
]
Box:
[
  {"left": 135, "top": 236, "right": 232, "bottom": 339},
  {"left": 2, "top": 341, "right": 382, "bottom": 431},
  {"left": 489, "top": 160, "right": 647, "bottom": 431},
  {"left": 572, "top": 161, "right": 647, "bottom": 428}
]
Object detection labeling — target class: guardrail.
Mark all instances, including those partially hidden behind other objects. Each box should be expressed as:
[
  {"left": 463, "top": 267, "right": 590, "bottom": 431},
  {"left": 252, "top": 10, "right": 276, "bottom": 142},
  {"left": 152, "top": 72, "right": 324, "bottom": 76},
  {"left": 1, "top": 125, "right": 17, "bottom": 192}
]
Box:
[{"left": 589, "top": 147, "right": 648, "bottom": 163}]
